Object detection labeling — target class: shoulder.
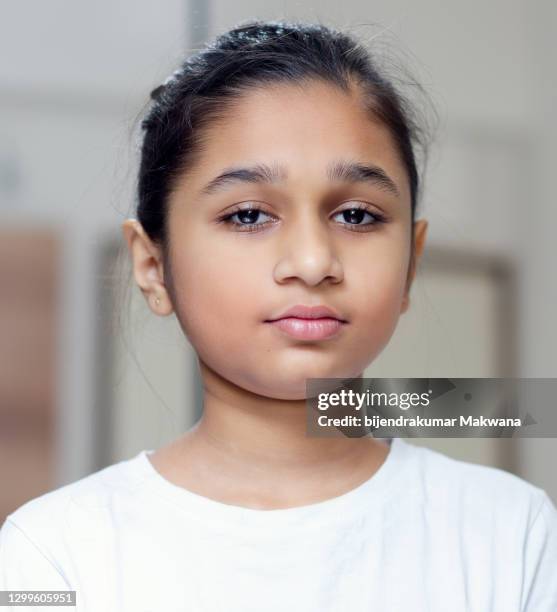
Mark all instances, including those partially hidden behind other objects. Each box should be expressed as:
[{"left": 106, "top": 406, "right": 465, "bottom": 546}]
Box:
[
  {"left": 0, "top": 453, "right": 148, "bottom": 590},
  {"left": 2, "top": 452, "right": 148, "bottom": 553},
  {"left": 394, "top": 441, "right": 557, "bottom": 608},
  {"left": 398, "top": 439, "right": 553, "bottom": 527}
]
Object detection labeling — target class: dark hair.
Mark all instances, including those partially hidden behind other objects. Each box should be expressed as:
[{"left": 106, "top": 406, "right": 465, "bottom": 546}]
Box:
[{"left": 136, "top": 19, "right": 435, "bottom": 293}]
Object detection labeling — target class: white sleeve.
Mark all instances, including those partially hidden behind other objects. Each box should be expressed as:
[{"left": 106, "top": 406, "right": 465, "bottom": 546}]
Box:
[
  {"left": 521, "top": 491, "right": 557, "bottom": 612},
  {"left": 0, "top": 518, "right": 74, "bottom": 610}
]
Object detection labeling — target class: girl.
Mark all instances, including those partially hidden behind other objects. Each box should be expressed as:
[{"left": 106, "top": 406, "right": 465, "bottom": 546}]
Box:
[{"left": 1, "top": 19, "right": 556, "bottom": 612}]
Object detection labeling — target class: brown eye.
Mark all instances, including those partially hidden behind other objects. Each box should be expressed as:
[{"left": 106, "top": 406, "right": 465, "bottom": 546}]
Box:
[
  {"left": 219, "top": 205, "right": 277, "bottom": 232},
  {"left": 234, "top": 209, "right": 266, "bottom": 225},
  {"left": 332, "top": 204, "right": 387, "bottom": 231}
]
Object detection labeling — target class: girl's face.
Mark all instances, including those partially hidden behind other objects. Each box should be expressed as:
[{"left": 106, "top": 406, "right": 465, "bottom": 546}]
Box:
[{"left": 164, "top": 80, "right": 425, "bottom": 400}]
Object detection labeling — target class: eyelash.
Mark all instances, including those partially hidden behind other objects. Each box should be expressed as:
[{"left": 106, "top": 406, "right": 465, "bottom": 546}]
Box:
[{"left": 217, "top": 202, "right": 388, "bottom": 233}]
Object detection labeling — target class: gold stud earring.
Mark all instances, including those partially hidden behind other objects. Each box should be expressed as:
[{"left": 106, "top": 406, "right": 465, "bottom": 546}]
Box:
[{"left": 154, "top": 295, "right": 161, "bottom": 306}]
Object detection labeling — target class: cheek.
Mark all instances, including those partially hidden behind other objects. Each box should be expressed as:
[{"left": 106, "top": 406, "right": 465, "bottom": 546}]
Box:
[
  {"left": 346, "top": 246, "right": 409, "bottom": 355},
  {"left": 168, "top": 244, "right": 267, "bottom": 360},
  {"left": 358, "top": 265, "right": 407, "bottom": 321}
]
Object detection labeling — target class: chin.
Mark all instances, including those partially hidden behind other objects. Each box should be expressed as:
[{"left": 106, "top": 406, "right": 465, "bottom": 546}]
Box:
[
  {"left": 261, "top": 384, "right": 314, "bottom": 401},
  {"left": 263, "top": 368, "right": 361, "bottom": 400}
]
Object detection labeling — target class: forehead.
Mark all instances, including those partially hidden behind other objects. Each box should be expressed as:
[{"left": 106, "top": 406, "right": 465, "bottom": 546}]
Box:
[{"left": 184, "top": 80, "right": 410, "bottom": 202}]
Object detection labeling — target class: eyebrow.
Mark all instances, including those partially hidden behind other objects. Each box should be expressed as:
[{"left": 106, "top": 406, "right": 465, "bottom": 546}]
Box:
[{"left": 199, "top": 159, "right": 401, "bottom": 198}]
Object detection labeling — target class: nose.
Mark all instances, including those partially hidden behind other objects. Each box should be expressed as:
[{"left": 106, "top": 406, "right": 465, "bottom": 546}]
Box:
[{"left": 272, "top": 211, "right": 344, "bottom": 287}]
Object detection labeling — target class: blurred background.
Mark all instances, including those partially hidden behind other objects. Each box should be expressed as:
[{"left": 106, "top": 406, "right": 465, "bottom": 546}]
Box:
[{"left": 0, "top": 0, "right": 555, "bottom": 523}]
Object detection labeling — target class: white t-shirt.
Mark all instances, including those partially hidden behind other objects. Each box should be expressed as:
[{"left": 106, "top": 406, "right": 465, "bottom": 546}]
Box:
[{"left": 1, "top": 437, "right": 556, "bottom": 612}]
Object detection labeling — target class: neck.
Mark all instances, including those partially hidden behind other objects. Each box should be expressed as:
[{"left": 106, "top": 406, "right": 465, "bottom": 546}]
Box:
[
  {"left": 179, "top": 360, "right": 387, "bottom": 476},
  {"left": 151, "top": 359, "right": 390, "bottom": 510}
]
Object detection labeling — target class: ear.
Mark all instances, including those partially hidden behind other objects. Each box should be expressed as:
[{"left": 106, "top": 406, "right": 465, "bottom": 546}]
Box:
[
  {"left": 121, "top": 218, "right": 174, "bottom": 316},
  {"left": 401, "top": 219, "right": 428, "bottom": 314}
]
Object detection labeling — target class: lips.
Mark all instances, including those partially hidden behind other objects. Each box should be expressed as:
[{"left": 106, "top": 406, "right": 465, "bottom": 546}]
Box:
[
  {"left": 266, "top": 304, "right": 347, "bottom": 322},
  {"left": 265, "top": 304, "right": 348, "bottom": 340}
]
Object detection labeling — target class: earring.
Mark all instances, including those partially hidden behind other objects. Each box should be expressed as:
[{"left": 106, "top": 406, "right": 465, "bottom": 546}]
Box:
[{"left": 154, "top": 295, "right": 161, "bottom": 306}]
